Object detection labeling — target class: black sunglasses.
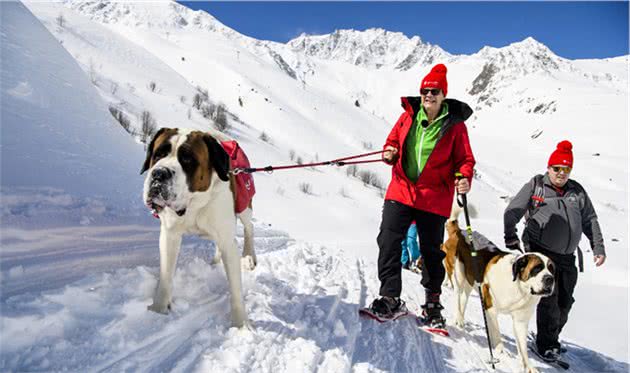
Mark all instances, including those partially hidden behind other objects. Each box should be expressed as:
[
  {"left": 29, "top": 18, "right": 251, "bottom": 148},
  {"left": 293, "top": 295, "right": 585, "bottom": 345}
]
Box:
[
  {"left": 551, "top": 166, "right": 572, "bottom": 173},
  {"left": 420, "top": 88, "right": 442, "bottom": 96}
]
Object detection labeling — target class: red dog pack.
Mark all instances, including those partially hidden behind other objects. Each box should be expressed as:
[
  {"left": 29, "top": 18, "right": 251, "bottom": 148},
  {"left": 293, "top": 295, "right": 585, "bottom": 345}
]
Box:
[{"left": 221, "top": 140, "right": 255, "bottom": 213}]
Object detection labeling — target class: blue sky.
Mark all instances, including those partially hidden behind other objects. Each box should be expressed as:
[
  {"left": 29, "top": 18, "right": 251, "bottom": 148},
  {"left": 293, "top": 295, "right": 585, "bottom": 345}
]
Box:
[{"left": 180, "top": 2, "right": 629, "bottom": 59}]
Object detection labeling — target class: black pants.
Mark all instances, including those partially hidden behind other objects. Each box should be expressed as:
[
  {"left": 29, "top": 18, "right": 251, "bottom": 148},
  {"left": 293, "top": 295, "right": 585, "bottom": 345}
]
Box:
[
  {"left": 377, "top": 200, "right": 447, "bottom": 297},
  {"left": 532, "top": 246, "right": 578, "bottom": 352}
]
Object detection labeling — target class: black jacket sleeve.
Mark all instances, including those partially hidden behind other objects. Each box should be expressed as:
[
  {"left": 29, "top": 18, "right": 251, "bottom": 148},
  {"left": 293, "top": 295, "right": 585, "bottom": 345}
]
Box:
[
  {"left": 504, "top": 178, "right": 535, "bottom": 244},
  {"left": 581, "top": 190, "right": 606, "bottom": 256}
]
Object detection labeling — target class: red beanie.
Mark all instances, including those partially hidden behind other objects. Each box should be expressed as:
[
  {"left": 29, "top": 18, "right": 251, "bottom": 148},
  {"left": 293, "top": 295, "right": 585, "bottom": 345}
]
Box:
[
  {"left": 420, "top": 64, "right": 448, "bottom": 96},
  {"left": 548, "top": 140, "right": 573, "bottom": 168}
]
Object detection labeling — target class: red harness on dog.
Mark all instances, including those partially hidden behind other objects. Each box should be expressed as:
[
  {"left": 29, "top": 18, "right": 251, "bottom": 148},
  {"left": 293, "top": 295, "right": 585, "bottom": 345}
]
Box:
[{"left": 221, "top": 140, "right": 255, "bottom": 214}]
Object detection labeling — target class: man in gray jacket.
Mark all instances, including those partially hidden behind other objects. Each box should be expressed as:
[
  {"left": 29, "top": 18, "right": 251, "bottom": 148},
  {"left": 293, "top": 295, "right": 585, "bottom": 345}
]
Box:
[{"left": 503, "top": 140, "right": 605, "bottom": 361}]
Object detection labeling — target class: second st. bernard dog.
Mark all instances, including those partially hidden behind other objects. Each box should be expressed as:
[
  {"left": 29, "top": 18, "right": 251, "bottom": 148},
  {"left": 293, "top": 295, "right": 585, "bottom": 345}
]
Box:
[
  {"left": 446, "top": 206, "right": 555, "bottom": 373},
  {"left": 141, "top": 127, "right": 255, "bottom": 328}
]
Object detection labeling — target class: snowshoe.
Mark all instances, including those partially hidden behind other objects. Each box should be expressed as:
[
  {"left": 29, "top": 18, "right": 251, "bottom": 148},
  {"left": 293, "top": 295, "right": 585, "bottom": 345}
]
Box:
[
  {"left": 359, "top": 297, "right": 409, "bottom": 323},
  {"left": 417, "top": 300, "right": 449, "bottom": 337},
  {"left": 528, "top": 342, "right": 570, "bottom": 370},
  {"left": 416, "top": 314, "right": 449, "bottom": 337}
]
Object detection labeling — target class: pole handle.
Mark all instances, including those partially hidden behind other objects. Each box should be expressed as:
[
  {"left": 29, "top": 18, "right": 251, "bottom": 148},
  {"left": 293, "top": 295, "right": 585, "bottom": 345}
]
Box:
[
  {"left": 454, "top": 172, "right": 467, "bottom": 207},
  {"left": 454, "top": 172, "right": 471, "bottom": 225}
]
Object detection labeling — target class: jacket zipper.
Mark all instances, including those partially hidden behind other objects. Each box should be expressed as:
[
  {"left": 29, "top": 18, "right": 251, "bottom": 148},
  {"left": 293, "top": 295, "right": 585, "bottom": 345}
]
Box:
[
  {"left": 417, "top": 126, "right": 427, "bottom": 177},
  {"left": 415, "top": 118, "right": 449, "bottom": 186}
]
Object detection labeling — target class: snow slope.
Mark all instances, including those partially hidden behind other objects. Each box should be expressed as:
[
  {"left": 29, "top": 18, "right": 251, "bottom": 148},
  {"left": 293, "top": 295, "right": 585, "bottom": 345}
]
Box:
[
  {"left": 1, "top": 1, "right": 628, "bottom": 371},
  {"left": 0, "top": 0, "right": 149, "bottom": 228}
]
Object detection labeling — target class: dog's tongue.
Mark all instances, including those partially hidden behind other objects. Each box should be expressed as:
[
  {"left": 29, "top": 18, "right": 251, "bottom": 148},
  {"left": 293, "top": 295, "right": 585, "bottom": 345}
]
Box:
[{"left": 146, "top": 198, "right": 165, "bottom": 212}]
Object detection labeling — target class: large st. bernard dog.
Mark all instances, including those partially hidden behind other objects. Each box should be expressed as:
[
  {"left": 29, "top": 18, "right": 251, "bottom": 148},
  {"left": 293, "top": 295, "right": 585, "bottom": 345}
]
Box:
[
  {"left": 446, "top": 206, "right": 555, "bottom": 373},
  {"left": 141, "top": 127, "right": 255, "bottom": 328}
]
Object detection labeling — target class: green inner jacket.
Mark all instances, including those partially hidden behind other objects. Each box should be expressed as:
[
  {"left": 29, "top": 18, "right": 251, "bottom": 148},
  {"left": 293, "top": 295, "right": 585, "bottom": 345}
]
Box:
[{"left": 403, "top": 103, "right": 449, "bottom": 182}]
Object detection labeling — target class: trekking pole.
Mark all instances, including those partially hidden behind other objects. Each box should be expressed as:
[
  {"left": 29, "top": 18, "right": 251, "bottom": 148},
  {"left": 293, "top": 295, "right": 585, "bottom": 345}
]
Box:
[{"left": 455, "top": 172, "right": 498, "bottom": 369}]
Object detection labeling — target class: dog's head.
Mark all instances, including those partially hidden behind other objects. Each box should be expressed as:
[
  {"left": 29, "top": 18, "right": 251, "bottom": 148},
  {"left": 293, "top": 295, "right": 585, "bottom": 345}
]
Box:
[
  {"left": 140, "top": 128, "right": 230, "bottom": 217},
  {"left": 511, "top": 253, "right": 555, "bottom": 297},
  {"left": 445, "top": 218, "right": 460, "bottom": 236}
]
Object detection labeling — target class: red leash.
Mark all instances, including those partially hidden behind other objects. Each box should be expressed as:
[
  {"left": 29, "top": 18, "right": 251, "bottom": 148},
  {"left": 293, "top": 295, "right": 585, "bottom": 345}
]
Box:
[{"left": 232, "top": 150, "right": 386, "bottom": 174}]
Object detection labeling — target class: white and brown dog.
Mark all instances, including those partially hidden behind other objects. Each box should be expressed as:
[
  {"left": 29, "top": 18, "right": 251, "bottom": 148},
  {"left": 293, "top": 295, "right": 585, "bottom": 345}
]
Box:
[
  {"left": 141, "top": 127, "right": 255, "bottom": 327},
  {"left": 446, "top": 206, "right": 555, "bottom": 373}
]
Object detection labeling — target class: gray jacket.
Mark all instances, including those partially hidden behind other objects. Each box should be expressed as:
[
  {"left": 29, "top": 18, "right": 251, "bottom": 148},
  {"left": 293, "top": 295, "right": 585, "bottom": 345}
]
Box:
[{"left": 504, "top": 173, "right": 605, "bottom": 256}]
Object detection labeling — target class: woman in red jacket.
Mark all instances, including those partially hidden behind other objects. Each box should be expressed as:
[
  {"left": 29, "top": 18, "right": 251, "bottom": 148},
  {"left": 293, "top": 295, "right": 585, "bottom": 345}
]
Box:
[{"left": 366, "top": 64, "right": 476, "bottom": 327}]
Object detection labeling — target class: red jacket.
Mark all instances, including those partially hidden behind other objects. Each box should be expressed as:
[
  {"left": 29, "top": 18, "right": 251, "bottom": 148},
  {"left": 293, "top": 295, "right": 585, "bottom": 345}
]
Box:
[{"left": 383, "top": 97, "right": 475, "bottom": 217}]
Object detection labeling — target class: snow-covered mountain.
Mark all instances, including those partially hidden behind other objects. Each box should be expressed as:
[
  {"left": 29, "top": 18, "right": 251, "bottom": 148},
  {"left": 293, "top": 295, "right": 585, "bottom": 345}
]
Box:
[
  {"left": 1, "top": 1, "right": 628, "bottom": 371},
  {"left": 287, "top": 28, "right": 453, "bottom": 70},
  {"left": 465, "top": 37, "right": 625, "bottom": 110},
  {"left": 57, "top": 0, "right": 236, "bottom": 36},
  {"left": 474, "top": 37, "right": 569, "bottom": 75}
]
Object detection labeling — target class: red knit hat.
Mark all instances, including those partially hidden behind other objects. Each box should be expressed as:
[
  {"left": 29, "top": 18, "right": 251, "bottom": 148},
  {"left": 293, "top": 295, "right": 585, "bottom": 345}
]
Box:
[
  {"left": 420, "top": 64, "right": 448, "bottom": 96},
  {"left": 548, "top": 140, "right": 573, "bottom": 168}
]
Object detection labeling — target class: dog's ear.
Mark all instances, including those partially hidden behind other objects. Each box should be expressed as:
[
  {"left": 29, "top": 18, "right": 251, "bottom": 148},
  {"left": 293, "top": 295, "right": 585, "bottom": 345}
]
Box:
[
  {"left": 141, "top": 127, "right": 170, "bottom": 175},
  {"left": 512, "top": 255, "right": 529, "bottom": 282},
  {"left": 203, "top": 135, "right": 230, "bottom": 182},
  {"left": 547, "top": 259, "right": 556, "bottom": 276}
]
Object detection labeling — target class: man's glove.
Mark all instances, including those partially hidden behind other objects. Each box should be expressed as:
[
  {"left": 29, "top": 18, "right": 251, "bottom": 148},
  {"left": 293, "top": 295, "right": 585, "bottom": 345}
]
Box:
[{"left": 505, "top": 239, "right": 522, "bottom": 252}]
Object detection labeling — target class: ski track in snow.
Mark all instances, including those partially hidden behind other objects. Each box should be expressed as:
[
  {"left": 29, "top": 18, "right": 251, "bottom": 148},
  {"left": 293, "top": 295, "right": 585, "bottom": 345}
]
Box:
[{"left": 2, "top": 223, "right": 626, "bottom": 372}]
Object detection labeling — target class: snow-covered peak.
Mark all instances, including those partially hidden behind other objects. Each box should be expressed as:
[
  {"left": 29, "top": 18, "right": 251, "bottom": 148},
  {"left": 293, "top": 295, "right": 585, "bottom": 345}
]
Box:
[
  {"left": 291, "top": 27, "right": 411, "bottom": 45},
  {"left": 467, "top": 36, "right": 576, "bottom": 106},
  {"left": 287, "top": 28, "right": 452, "bottom": 70},
  {"left": 474, "top": 36, "right": 567, "bottom": 75},
  {"left": 477, "top": 37, "right": 553, "bottom": 56},
  {"left": 58, "top": 0, "right": 236, "bottom": 35}
]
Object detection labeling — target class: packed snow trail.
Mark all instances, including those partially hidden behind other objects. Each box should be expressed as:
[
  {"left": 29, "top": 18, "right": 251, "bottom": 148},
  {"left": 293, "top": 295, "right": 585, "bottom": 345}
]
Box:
[{"left": 2, "top": 222, "right": 627, "bottom": 372}]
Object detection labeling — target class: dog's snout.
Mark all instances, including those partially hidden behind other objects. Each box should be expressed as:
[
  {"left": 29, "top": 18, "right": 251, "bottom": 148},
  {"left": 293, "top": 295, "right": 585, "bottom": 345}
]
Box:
[
  {"left": 543, "top": 275, "right": 554, "bottom": 287},
  {"left": 152, "top": 167, "right": 173, "bottom": 182}
]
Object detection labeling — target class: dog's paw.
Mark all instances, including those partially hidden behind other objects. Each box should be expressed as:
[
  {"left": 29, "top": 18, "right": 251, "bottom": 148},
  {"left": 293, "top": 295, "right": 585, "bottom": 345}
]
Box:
[
  {"left": 238, "top": 320, "right": 254, "bottom": 331},
  {"left": 493, "top": 343, "right": 505, "bottom": 356},
  {"left": 231, "top": 316, "right": 248, "bottom": 329},
  {"left": 524, "top": 365, "right": 539, "bottom": 373},
  {"left": 211, "top": 253, "right": 222, "bottom": 265},
  {"left": 454, "top": 317, "right": 466, "bottom": 329},
  {"left": 147, "top": 302, "right": 171, "bottom": 315},
  {"left": 241, "top": 256, "right": 257, "bottom": 271}
]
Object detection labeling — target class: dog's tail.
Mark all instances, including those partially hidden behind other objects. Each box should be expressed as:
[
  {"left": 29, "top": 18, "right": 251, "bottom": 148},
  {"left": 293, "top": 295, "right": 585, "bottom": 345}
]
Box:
[
  {"left": 449, "top": 195, "right": 463, "bottom": 222},
  {"left": 449, "top": 194, "right": 477, "bottom": 222}
]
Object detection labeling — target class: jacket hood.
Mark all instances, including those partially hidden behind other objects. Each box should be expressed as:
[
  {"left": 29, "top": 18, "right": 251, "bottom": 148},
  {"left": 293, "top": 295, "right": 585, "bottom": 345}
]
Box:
[{"left": 400, "top": 97, "right": 473, "bottom": 124}]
